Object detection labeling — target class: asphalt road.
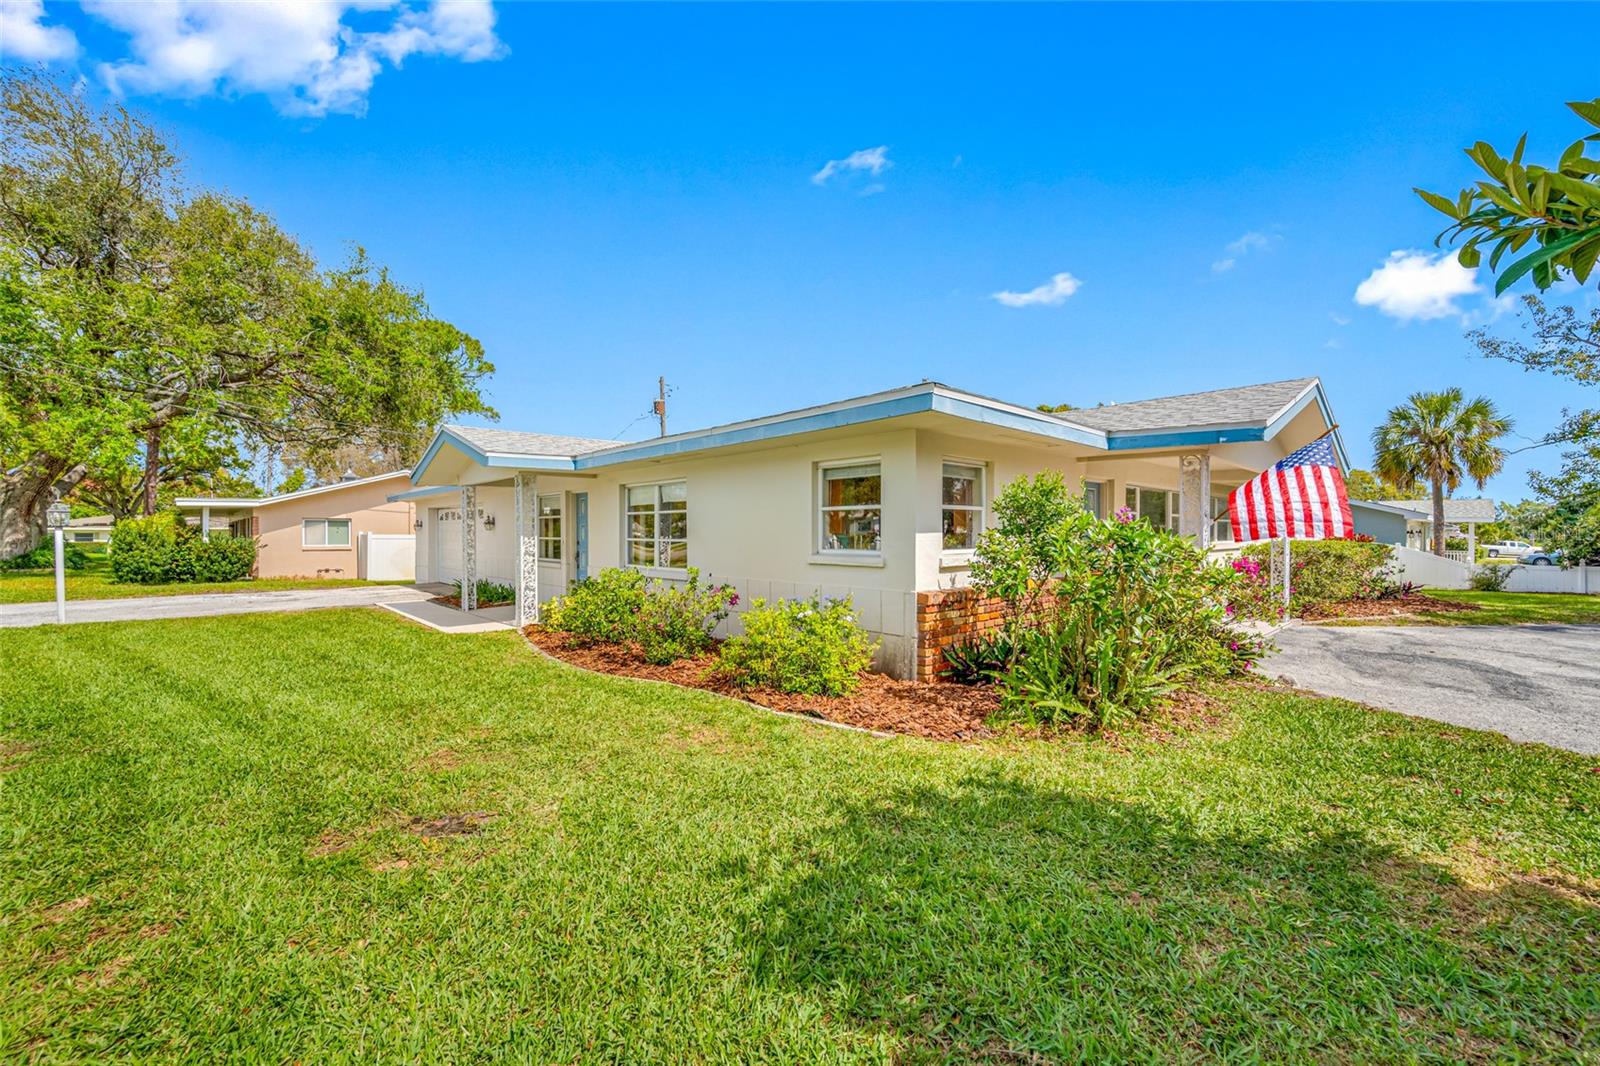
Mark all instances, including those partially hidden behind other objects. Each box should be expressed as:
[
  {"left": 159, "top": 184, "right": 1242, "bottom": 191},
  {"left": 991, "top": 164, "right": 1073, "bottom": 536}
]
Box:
[
  {"left": 0, "top": 584, "right": 435, "bottom": 628},
  {"left": 1264, "top": 622, "right": 1600, "bottom": 755}
]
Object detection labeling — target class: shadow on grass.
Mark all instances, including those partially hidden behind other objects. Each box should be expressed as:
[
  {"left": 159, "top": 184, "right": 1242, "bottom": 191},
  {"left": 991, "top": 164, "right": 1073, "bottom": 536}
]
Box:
[{"left": 741, "top": 775, "right": 1597, "bottom": 1062}]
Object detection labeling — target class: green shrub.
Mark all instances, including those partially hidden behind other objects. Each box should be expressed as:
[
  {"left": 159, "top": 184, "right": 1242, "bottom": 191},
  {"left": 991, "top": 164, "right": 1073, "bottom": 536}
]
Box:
[
  {"left": 714, "top": 595, "right": 877, "bottom": 696},
  {"left": 545, "top": 567, "right": 737, "bottom": 664},
  {"left": 109, "top": 513, "right": 256, "bottom": 584},
  {"left": 635, "top": 568, "right": 737, "bottom": 664},
  {"left": 452, "top": 578, "right": 516, "bottom": 606},
  {"left": 1470, "top": 564, "right": 1514, "bottom": 591},
  {"left": 546, "top": 568, "right": 648, "bottom": 643},
  {"left": 0, "top": 542, "right": 91, "bottom": 571},
  {"left": 939, "top": 631, "right": 1014, "bottom": 685},
  {"left": 968, "top": 478, "right": 1276, "bottom": 729},
  {"left": 1239, "top": 538, "right": 1396, "bottom": 613}
]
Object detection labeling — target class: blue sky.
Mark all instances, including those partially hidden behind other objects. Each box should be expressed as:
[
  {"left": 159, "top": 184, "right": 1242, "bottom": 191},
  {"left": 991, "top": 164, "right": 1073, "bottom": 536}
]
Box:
[{"left": 5, "top": 2, "right": 1596, "bottom": 500}]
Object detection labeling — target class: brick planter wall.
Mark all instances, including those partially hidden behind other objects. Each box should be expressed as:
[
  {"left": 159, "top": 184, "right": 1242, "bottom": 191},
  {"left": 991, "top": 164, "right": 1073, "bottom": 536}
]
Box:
[{"left": 914, "top": 587, "right": 1010, "bottom": 682}]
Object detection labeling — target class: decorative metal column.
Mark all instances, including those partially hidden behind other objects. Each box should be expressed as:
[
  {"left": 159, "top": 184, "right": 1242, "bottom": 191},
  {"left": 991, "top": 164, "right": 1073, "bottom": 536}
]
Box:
[
  {"left": 1178, "top": 453, "right": 1212, "bottom": 547},
  {"left": 460, "top": 484, "right": 477, "bottom": 612},
  {"left": 514, "top": 471, "right": 540, "bottom": 627}
]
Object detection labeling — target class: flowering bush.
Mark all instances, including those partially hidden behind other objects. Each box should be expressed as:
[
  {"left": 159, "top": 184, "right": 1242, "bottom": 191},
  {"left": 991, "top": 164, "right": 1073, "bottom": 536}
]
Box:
[
  {"left": 713, "top": 595, "right": 877, "bottom": 696},
  {"left": 545, "top": 566, "right": 737, "bottom": 663},
  {"left": 635, "top": 568, "right": 738, "bottom": 664},
  {"left": 1237, "top": 539, "right": 1396, "bottom": 614},
  {"left": 969, "top": 476, "right": 1276, "bottom": 730}
]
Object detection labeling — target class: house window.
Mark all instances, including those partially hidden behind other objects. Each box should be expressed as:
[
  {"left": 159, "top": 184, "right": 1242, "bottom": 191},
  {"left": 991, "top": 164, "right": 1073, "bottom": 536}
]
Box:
[
  {"left": 1124, "top": 486, "right": 1179, "bottom": 532},
  {"left": 538, "top": 494, "right": 562, "bottom": 561},
  {"left": 1210, "top": 494, "right": 1234, "bottom": 543},
  {"left": 1083, "top": 480, "right": 1104, "bottom": 519},
  {"left": 303, "top": 518, "right": 351, "bottom": 546},
  {"left": 819, "top": 461, "right": 881, "bottom": 553},
  {"left": 941, "top": 462, "right": 984, "bottom": 551},
  {"left": 71, "top": 532, "right": 94, "bottom": 543},
  {"left": 625, "top": 481, "right": 687, "bottom": 569}
]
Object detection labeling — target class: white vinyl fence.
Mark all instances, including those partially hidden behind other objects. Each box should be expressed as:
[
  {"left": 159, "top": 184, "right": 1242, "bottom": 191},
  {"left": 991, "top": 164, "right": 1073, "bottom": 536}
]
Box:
[
  {"left": 1388, "top": 544, "right": 1598, "bottom": 594},
  {"left": 359, "top": 533, "right": 416, "bottom": 582}
]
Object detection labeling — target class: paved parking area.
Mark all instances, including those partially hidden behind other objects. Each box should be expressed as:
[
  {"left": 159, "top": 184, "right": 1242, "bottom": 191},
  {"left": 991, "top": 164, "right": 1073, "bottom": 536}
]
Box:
[
  {"left": 1264, "top": 622, "right": 1600, "bottom": 755},
  {"left": 0, "top": 585, "right": 435, "bottom": 628}
]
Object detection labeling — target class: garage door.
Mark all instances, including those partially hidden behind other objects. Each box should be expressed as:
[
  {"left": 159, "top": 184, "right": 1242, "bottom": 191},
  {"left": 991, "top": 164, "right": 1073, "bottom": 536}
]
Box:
[{"left": 432, "top": 506, "right": 463, "bottom": 584}]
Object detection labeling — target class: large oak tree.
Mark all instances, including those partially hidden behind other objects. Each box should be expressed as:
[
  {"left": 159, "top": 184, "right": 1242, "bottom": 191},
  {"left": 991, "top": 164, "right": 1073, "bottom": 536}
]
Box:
[{"left": 0, "top": 74, "right": 494, "bottom": 558}]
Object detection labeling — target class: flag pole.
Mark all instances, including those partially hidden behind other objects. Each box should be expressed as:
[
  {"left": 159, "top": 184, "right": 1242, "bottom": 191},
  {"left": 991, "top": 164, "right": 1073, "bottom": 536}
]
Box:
[{"left": 1281, "top": 534, "right": 1291, "bottom": 614}]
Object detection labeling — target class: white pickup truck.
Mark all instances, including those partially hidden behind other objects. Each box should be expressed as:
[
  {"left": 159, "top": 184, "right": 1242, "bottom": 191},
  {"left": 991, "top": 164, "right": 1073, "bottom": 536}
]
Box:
[{"left": 1483, "top": 540, "right": 1539, "bottom": 560}]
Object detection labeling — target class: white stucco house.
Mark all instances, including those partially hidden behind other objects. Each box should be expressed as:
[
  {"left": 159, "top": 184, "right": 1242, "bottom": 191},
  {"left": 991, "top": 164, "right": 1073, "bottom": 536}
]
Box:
[{"left": 396, "top": 376, "right": 1346, "bottom": 678}]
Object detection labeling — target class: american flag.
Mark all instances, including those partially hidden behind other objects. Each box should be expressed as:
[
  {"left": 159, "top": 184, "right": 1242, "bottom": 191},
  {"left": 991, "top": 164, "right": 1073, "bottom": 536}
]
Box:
[{"left": 1227, "top": 434, "right": 1352, "bottom": 541}]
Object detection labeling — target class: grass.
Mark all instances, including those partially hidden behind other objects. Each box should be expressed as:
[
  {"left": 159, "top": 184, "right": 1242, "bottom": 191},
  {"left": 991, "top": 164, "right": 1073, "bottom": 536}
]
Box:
[
  {"left": 0, "top": 551, "right": 402, "bottom": 604},
  {"left": 2, "top": 610, "right": 1597, "bottom": 1061},
  {"left": 1321, "top": 589, "right": 1600, "bottom": 628}
]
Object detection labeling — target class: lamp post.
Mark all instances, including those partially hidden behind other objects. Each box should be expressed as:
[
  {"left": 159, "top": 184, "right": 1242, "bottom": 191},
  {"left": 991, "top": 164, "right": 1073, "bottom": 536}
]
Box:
[{"left": 46, "top": 502, "right": 70, "bottom": 624}]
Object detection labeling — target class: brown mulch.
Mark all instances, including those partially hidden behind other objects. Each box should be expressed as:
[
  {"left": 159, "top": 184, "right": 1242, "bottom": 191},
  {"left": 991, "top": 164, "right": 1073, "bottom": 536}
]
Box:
[
  {"left": 524, "top": 626, "right": 999, "bottom": 740},
  {"left": 1300, "top": 593, "right": 1480, "bottom": 621},
  {"left": 431, "top": 595, "right": 514, "bottom": 610}
]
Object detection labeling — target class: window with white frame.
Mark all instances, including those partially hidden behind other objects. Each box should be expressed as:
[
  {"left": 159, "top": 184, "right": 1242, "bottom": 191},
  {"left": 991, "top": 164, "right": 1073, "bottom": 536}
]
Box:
[
  {"left": 625, "top": 481, "right": 687, "bottom": 569},
  {"left": 818, "top": 461, "right": 881, "bottom": 553},
  {"left": 1123, "top": 486, "right": 1180, "bottom": 532},
  {"left": 302, "top": 518, "right": 351, "bottom": 546},
  {"left": 941, "top": 461, "right": 984, "bottom": 551},
  {"left": 1210, "top": 494, "right": 1235, "bottom": 543},
  {"left": 1083, "top": 480, "right": 1104, "bottom": 520},
  {"left": 538, "top": 494, "right": 563, "bottom": 560}
]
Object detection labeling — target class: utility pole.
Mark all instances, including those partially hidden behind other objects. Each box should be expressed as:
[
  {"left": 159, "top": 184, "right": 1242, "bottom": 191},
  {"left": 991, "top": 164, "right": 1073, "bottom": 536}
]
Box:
[{"left": 654, "top": 376, "right": 668, "bottom": 437}]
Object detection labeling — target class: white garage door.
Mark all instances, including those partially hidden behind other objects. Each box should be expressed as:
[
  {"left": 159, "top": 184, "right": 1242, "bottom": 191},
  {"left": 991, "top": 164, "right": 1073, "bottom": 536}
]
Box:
[{"left": 432, "top": 506, "right": 463, "bottom": 584}]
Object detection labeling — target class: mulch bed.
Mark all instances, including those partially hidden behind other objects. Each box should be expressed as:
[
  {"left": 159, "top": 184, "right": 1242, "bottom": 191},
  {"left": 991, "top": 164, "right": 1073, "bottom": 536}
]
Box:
[
  {"left": 524, "top": 626, "right": 999, "bottom": 740},
  {"left": 1300, "top": 593, "right": 1480, "bottom": 622},
  {"left": 431, "top": 595, "right": 514, "bottom": 610}
]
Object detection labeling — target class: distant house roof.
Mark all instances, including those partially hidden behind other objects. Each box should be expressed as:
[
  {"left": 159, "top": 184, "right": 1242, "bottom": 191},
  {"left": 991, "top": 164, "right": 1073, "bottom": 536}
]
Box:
[
  {"left": 1376, "top": 497, "right": 1497, "bottom": 523},
  {"left": 1349, "top": 499, "right": 1427, "bottom": 520},
  {"left": 175, "top": 469, "right": 412, "bottom": 510},
  {"left": 66, "top": 514, "right": 114, "bottom": 528},
  {"left": 1060, "top": 378, "right": 1320, "bottom": 433}
]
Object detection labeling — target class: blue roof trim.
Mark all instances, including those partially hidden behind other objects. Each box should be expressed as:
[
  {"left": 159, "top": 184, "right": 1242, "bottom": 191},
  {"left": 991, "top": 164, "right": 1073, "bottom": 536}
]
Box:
[
  {"left": 412, "top": 426, "right": 580, "bottom": 484},
  {"left": 1263, "top": 381, "right": 1349, "bottom": 471},
  {"left": 1105, "top": 427, "right": 1267, "bottom": 450},
  {"left": 387, "top": 485, "right": 458, "bottom": 503}
]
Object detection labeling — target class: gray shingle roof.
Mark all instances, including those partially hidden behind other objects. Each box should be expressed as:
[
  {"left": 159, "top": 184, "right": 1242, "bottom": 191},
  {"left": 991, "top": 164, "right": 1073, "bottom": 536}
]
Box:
[
  {"left": 1377, "top": 498, "right": 1497, "bottom": 522},
  {"left": 445, "top": 425, "right": 618, "bottom": 457},
  {"left": 1054, "top": 378, "right": 1317, "bottom": 433}
]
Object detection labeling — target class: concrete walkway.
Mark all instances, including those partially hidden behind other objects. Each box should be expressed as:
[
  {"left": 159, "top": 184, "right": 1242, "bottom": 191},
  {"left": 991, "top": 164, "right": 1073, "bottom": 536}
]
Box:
[
  {"left": 0, "top": 584, "right": 435, "bottom": 628},
  {"left": 379, "top": 599, "right": 515, "bottom": 633},
  {"left": 1264, "top": 621, "right": 1600, "bottom": 755}
]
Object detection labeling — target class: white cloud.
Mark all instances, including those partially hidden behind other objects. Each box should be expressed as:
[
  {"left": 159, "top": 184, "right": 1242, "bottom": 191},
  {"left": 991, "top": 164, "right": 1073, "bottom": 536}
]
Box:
[
  {"left": 991, "top": 272, "right": 1082, "bottom": 308},
  {"left": 812, "top": 145, "right": 891, "bottom": 186},
  {"left": 1328, "top": 311, "right": 1351, "bottom": 326},
  {"left": 81, "top": 0, "right": 505, "bottom": 117},
  {"left": 1211, "top": 230, "right": 1275, "bottom": 273},
  {"left": 1354, "top": 249, "right": 1481, "bottom": 321},
  {"left": 0, "top": 0, "right": 79, "bottom": 60}
]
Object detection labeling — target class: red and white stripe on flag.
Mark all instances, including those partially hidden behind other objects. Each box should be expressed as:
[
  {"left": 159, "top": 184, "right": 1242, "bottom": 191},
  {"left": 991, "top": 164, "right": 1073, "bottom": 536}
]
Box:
[{"left": 1226, "top": 434, "right": 1353, "bottom": 541}]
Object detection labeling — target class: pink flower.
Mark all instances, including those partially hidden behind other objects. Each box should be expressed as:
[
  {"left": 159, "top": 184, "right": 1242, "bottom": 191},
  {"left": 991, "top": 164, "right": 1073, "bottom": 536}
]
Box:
[
  {"left": 1115, "top": 506, "right": 1136, "bottom": 524},
  {"left": 728, "top": 593, "right": 740, "bottom": 606}
]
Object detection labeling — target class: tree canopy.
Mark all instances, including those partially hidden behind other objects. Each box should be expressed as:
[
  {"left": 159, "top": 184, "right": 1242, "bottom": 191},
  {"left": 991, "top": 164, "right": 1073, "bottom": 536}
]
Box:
[
  {"left": 1416, "top": 98, "right": 1600, "bottom": 294},
  {"left": 0, "top": 73, "right": 494, "bottom": 557}
]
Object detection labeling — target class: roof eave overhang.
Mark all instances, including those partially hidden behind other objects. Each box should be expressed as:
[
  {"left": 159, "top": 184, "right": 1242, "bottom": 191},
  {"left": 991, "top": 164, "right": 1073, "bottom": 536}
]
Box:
[{"left": 1102, "top": 380, "right": 1349, "bottom": 471}]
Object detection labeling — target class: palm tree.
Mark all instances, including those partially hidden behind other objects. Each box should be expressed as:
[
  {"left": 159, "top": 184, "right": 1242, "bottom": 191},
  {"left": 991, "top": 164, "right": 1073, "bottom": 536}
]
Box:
[{"left": 1371, "top": 389, "right": 1513, "bottom": 556}]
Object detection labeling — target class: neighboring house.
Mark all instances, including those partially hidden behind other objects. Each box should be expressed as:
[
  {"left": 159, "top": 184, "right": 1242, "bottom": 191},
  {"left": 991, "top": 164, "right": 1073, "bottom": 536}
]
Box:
[
  {"left": 64, "top": 515, "right": 113, "bottom": 544},
  {"left": 399, "top": 376, "right": 1345, "bottom": 679},
  {"left": 1375, "top": 497, "right": 1497, "bottom": 559},
  {"left": 1347, "top": 499, "right": 1421, "bottom": 547},
  {"left": 176, "top": 471, "right": 417, "bottom": 579}
]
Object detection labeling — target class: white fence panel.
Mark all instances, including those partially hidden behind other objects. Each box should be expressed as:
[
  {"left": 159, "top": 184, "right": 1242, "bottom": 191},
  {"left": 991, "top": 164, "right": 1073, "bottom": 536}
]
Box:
[
  {"left": 1502, "top": 563, "right": 1598, "bottom": 595},
  {"left": 1389, "top": 545, "right": 1472, "bottom": 589},
  {"left": 359, "top": 533, "right": 416, "bottom": 582}
]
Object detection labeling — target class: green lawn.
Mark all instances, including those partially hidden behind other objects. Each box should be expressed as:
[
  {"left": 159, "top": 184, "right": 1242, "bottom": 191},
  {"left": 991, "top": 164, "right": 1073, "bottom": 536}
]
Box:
[
  {"left": 0, "top": 552, "right": 401, "bottom": 604},
  {"left": 1318, "top": 589, "right": 1600, "bottom": 628},
  {"left": 2, "top": 611, "right": 1596, "bottom": 1061}
]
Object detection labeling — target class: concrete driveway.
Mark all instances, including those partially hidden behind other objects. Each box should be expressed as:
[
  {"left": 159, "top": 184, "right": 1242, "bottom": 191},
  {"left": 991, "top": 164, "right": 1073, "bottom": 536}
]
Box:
[
  {"left": 0, "top": 584, "right": 435, "bottom": 628},
  {"left": 1264, "top": 622, "right": 1600, "bottom": 755}
]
